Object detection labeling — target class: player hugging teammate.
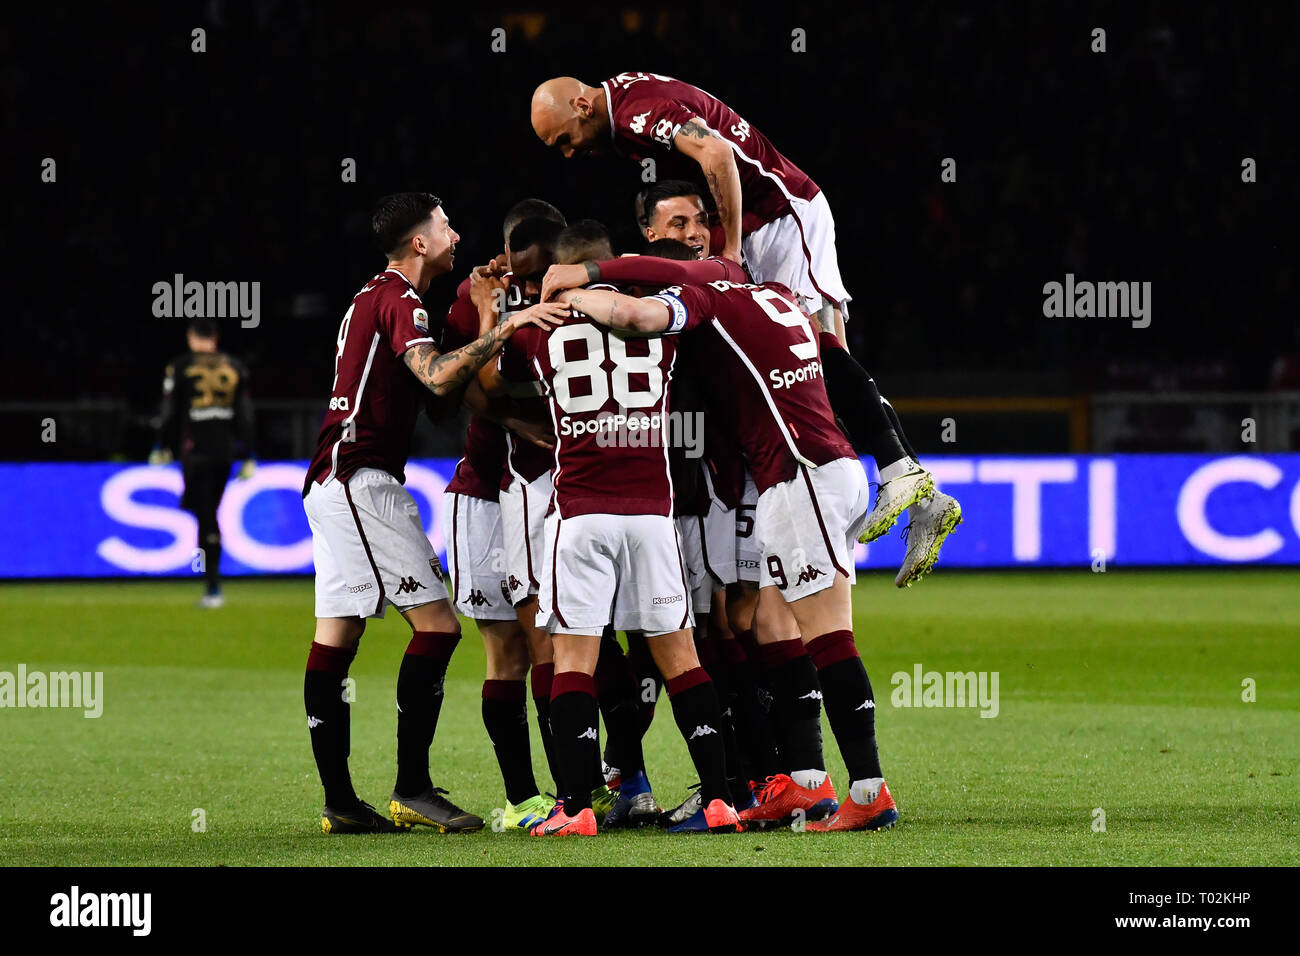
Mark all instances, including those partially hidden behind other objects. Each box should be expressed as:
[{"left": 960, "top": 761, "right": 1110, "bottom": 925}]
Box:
[{"left": 301, "top": 70, "right": 966, "bottom": 837}]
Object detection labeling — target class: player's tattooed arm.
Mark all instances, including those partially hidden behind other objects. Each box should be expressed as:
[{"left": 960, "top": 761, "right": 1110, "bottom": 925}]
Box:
[
  {"left": 672, "top": 116, "right": 743, "bottom": 265},
  {"left": 558, "top": 288, "right": 670, "bottom": 335},
  {"left": 404, "top": 301, "right": 570, "bottom": 397}
]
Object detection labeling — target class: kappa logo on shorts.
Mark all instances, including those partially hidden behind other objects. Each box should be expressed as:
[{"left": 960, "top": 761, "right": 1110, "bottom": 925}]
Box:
[
  {"left": 577, "top": 727, "right": 598, "bottom": 740},
  {"left": 507, "top": 574, "right": 525, "bottom": 593},
  {"left": 348, "top": 582, "right": 373, "bottom": 593},
  {"left": 737, "top": 559, "right": 759, "bottom": 570},
  {"left": 688, "top": 724, "right": 717, "bottom": 740},
  {"left": 466, "top": 589, "right": 489, "bottom": 607},
  {"left": 652, "top": 594, "right": 684, "bottom": 605},
  {"left": 795, "top": 564, "right": 826, "bottom": 585},
  {"left": 428, "top": 558, "right": 444, "bottom": 582},
  {"left": 395, "top": 576, "right": 425, "bottom": 595}
]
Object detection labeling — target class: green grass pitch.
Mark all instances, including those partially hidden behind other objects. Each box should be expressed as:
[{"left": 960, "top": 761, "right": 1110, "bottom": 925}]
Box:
[{"left": 1, "top": 570, "right": 1296, "bottom": 866}]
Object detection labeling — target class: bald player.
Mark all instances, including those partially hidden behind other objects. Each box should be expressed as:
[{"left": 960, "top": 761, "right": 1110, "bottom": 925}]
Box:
[{"left": 531, "top": 76, "right": 962, "bottom": 587}]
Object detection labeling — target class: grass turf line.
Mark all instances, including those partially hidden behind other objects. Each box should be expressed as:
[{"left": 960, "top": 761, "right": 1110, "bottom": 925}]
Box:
[{"left": 0, "top": 571, "right": 1295, "bottom": 866}]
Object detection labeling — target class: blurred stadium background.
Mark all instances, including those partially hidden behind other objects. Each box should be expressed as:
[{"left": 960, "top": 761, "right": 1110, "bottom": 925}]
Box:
[{"left": 2, "top": 2, "right": 1297, "bottom": 577}]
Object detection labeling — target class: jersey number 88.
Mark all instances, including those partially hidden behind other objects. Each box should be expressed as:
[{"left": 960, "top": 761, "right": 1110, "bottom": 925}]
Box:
[{"left": 548, "top": 325, "right": 664, "bottom": 414}]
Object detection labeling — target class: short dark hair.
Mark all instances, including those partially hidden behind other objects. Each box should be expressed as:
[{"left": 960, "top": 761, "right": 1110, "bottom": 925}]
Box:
[
  {"left": 372, "top": 192, "right": 442, "bottom": 257},
  {"left": 188, "top": 317, "right": 218, "bottom": 339},
  {"left": 642, "top": 180, "right": 705, "bottom": 229},
  {"left": 555, "top": 219, "right": 613, "bottom": 264},
  {"left": 503, "top": 198, "right": 565, "bottom": 245},
  {"left": 634, "top": 187, "right": 650, "bottom": 230},
  {"left": 645, "top": 238, "right": 697, "bottom": 262},
  {"left": 508, "top": 216, "right": 564, "bottom": 255}
]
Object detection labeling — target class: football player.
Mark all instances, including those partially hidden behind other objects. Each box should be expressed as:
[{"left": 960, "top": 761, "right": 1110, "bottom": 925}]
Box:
[
  {"left": 532, "top": 74, "right": 961, "bottom": 586},
  {"left": 553, "top": 251, "right": 900, "bottom": 832},
  {"left": 151, "top": 318, "right": 256, "bottom": 608},
  {"left": 300, "top": 192, "right": 565, "bottom": 834},
  {"left": 498, "top": 274, "right": 742, "bottom": 837}
]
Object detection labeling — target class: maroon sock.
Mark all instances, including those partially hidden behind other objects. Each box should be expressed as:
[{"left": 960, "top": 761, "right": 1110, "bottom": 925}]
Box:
[
  {"left": 761, "top": 638, "right": 826, "bottom": 774},
  {"left": 394, "top": 630, "right": 459, "bottom": 797},
  {"left": 807, "top": 630, "right": 882, "bottom": 781},
  {"left": 305, "top": 641, "right": 359, "bottom": 809},
  {"left": 482, "top": 679, "right": 538, "bottom": 805},
  {"left": 666, "top": 667, "right": 730, "bottom": 805},
  {"left": 530, "top": 662, "right": 560, "bottom": 788},
  {"left": 550, "top": 671, "right": 599, "bottom": 816}
]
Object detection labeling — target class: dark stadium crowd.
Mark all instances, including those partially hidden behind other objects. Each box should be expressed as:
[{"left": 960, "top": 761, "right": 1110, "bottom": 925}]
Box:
[{"left": 4, "top": 2, "right": 1295, "bottom": 458}]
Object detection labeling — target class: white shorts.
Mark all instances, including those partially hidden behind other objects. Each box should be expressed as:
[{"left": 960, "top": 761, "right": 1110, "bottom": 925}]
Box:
[
  {"left": 499, "top": 471, "right": 553, "bottom": 607},
  {"left": 755, "top": 457, "right": 870, "bottom": 602},
  {"left": 743, "top": 191, "right": 852, "bottom": 320},
  {"left": 735, "top": 472, "right": 761, "bottom": 585},
  {"left": 699, "top": 496, "right": 737, "bottom": 588},
  {"left": 304, "top": 468, "right": 449, "bottom": 619},
  {"left": 441, "top": 492, "right": 516, "bottom": 622},
  {"left": 538, "top": 512, "right": 693, "bottom": 637},
  {"left": 676, "top": 515, "right": 712, "bottom": 617}
]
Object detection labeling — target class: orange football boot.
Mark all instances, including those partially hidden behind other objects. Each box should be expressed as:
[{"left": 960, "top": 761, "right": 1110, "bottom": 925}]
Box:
[
  {"left": 738, "top": 773, "right": 838, "bottom": 830},
  {"left": 806, "top": 781, "right": 898, "bottom": 832}
]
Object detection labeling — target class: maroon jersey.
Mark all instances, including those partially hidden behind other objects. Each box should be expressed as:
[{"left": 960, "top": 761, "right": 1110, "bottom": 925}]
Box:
[
  {"left": 652, "top": 279, "right": 854, "bottom": 493},
  {"left": 602, "top": 72, "right": 821, "bottom": 235},
  {"left": 702, "top": 419, "right": 746, "bottom": 511},
  {"left": 494, "top": 277, "right": 560, "bottom": 489},
  {"left": 303, "top": 270, "right": 434, "bottom": 492},
  {"left": 501, "top": 309, "right": 679, "bottom": 518},
  {"left": 440, "top": 292, "right": 507, "bottom": 502}
]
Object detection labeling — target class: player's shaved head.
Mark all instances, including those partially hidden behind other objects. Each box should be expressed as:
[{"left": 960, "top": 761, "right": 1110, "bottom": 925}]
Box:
[
  {"left": 531, "top": 77, "right": 609, "bottom": 158},
  {"left": 555, "top": 220, "right": 613, "bottom": 264}
]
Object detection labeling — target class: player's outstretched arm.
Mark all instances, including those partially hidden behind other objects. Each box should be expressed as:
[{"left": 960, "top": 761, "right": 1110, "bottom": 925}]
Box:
[
  {"left": 403, "top": 301, "right": 569, "bottom": 396},
  {"left": 673, "top": 118, "right": 743, "bottom": 265},
  {"left": 541, "top": 256, "right": 741, "bottom": 302},
  {"left": 557, "top": 287, "right": 671, "bottom": 335}
]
